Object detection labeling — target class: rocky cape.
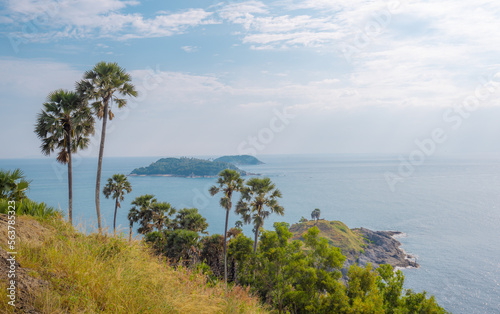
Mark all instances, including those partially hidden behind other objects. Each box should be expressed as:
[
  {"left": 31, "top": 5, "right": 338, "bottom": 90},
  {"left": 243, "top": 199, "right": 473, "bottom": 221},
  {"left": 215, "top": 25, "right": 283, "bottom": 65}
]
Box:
[
  {"left": 289, "top": 220, "right": 418, "bottom": 276},
  {"left": 348, "top": 227, "right": 418, "bottom": 269}
]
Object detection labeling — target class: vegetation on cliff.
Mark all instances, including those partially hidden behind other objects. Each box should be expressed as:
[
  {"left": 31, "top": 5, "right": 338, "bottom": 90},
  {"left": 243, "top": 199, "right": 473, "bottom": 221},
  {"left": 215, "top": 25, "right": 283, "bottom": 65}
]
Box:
[{"left": 130, "top": 157, "right": 247, "bottom": 177}]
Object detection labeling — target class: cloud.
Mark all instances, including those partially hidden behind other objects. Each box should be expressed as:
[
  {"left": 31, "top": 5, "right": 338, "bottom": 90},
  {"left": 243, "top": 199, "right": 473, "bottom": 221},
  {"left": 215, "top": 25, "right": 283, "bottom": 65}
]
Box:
[
  {"left": 181, "top": 45, "right": 198, "bottom": 53},
  {"left": 3, "top": 0, "right": 216, "bottom": 41}
]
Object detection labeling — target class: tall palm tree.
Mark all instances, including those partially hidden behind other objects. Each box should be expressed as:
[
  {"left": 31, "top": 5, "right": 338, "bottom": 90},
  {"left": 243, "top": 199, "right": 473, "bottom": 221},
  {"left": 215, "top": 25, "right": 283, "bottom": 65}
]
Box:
[
  {"left": 236, "top": 177, "right": 284, "bottom": 253},
  {"left": 77, "top": 61, "right": 138, "bottom": 234},
  {"left": 209, "top": 169, "right": 244, "bottom": 291},
  {"left": 35, "top": 90, "right": 94, "bottom": 224},
  {"left": 103, "top": 174, "right": 132, "bottom": 234},
  {"left": 0, "top": 169, "right": 31, "bottom": 202}
]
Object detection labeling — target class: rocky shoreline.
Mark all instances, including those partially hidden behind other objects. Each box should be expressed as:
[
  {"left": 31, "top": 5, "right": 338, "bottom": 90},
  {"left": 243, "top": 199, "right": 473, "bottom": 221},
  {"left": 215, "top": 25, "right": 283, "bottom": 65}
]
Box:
[{"left": 342, "top": 228, "right": 419, "bottom": 275}]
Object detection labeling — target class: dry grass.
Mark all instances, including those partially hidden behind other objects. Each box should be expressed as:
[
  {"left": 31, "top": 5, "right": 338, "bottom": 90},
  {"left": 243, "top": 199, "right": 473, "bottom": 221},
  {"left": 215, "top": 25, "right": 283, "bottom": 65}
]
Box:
[{"left": 2, "top": 215, "right": 267, "bottom": 313}]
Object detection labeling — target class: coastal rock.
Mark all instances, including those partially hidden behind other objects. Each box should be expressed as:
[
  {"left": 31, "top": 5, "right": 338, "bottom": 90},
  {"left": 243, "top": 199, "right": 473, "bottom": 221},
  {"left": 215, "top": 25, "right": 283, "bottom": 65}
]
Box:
[{"left": 342, "top": 228, "right": 419, "bottom": 277}]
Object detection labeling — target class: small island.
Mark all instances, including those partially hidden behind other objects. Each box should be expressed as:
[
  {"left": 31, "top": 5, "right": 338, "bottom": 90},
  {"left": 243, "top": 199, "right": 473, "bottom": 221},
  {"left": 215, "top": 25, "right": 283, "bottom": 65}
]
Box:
[
  {"left": 130, "top": 157, "right": 247, "bottom": 177},
  {"left": 214, "top": 155, "right": 264, "bottom": 165}
]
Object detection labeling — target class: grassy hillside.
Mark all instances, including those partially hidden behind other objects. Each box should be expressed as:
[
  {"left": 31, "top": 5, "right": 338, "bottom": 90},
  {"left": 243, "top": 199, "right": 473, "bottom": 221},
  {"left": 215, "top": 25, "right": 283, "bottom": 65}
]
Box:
[
  {"left": 289, "top": 220, "right": 366, "bottom": 257},
  {"left": 0, "top": 214, "right": 266, "bottom": 313}
]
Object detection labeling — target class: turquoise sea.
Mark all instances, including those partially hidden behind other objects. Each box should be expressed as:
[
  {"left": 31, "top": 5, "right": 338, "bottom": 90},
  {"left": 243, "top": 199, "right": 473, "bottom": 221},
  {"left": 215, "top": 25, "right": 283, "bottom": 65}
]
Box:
[{"left": 1, "top": 154, "right": 500, "bottom": 313}]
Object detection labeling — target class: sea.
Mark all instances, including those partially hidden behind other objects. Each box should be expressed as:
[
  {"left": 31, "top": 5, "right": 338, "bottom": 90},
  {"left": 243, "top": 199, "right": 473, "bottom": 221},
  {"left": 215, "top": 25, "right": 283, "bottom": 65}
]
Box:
[{"left": 1, "top": 154, "right": 499, "bottom": 314}]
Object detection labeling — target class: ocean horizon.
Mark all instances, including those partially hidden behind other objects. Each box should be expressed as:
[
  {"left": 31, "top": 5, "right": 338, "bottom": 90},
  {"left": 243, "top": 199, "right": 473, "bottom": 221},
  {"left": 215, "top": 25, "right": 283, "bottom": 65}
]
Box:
[{"left": 2, "top": 153, "right": 500, "bottom": 313}]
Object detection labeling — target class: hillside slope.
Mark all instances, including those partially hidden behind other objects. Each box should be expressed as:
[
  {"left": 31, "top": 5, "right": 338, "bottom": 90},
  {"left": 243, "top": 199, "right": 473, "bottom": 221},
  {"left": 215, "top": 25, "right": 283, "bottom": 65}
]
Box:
[{"left": 0, "top": 214, "right": 265, "bottom": 313}]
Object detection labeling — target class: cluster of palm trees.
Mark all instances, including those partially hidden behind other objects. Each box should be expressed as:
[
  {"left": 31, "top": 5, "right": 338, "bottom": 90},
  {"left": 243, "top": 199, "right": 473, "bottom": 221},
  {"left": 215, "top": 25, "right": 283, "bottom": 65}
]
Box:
[
  {"left": 209, "top": 169, "right": 284, "bottom": 291},
  {"left": 34, "top": 62, "right": 137, "bottom": 229}
]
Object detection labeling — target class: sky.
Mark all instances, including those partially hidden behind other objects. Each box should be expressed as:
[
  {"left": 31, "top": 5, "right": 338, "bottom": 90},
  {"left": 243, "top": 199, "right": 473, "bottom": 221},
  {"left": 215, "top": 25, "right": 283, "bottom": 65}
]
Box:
[{"left": 2, "top": 0, "right": 500, "bottom": 159}]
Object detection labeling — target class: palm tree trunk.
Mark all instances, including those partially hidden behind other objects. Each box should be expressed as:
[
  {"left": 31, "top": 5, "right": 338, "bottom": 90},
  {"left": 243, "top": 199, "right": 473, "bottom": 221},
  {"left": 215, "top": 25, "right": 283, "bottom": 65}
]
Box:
[
  {"left": 129, "top": 222, "right": 133, "bottom": 243},
  {"left": 113, "top": 198, "right": 119, "bottom": 235},
  {"left": 253, "top": 226, "right": 259, "bottom": 253},
  {"left": 95, "top": 101, "right": 109, "bottom": 234},
  {"left": 67, "top": 135, "right": 73, "bottom": 225},
  {"left": 223, "top": 206, "right": 230, "bottom": 292}
]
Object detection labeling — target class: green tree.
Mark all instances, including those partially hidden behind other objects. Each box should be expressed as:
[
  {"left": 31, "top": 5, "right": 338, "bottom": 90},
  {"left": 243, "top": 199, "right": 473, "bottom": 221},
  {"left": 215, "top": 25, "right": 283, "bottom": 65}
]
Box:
[
  {"left": 209, "top": 169, "right": 244, "bottom": 291},
  {"left": 34, "top": 89, "right": 94, "bottom": 224},
  {"left": 0, "top": 169, "right": 31, "bottom": 202},
  {"left": 77, "top": 61, "right": 138, "bottom": 234},
  {"left": 172, "top": 208, "right": 208, "bottom": 234},
  {"left": 103, "top": 174, "right": 132, "bottom": 234},
  {"left": 236, "top": 177, "right": 284, "bottom": 253}
]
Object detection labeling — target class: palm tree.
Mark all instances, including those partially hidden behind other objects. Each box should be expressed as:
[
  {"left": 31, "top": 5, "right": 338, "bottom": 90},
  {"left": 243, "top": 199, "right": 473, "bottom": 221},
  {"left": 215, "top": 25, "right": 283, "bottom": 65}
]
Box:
[
  {"left": 103, "top": 174, "right": 132, "bottom": 234},
  {"left": 151, "top": 202, "right": 175, "bottom": 232},
  {"left": 311, "top": 208, "right": 321, "bottom": 222},
  {"left": 209, "top": 169, "right": 244, "bottom": 291},
  {"left": 35, "top": 90, "right": 94, "bottom": 224},
  {"left": 128, "top": 195, "right": 175, "bottom": 235},
  {"left": 236, "top": 177, "right": 284, "bottom": 253},
  {"left": 77, "top": 61, "right": 138, "bottom": 234},
  {"left": 129, "top": 194, "right": 156, "bottom": 235},
  {"left": 127, "top": 206, "right": 140, "bottom": 242},
  {"left": 0, "top": 169, "right": 31, "bottom": 202}
]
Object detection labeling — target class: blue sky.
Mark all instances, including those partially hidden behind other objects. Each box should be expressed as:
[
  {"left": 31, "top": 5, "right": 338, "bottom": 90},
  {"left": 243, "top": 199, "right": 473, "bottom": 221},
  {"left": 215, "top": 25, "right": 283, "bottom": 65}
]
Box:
[{"left": 2, "top": 0, "right": 500, "bottom": 158}]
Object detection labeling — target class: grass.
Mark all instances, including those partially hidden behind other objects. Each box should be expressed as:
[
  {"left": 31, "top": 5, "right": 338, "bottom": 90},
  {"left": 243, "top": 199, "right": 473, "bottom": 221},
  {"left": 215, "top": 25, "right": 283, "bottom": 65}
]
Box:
[
  {"left": 289, "top": 219, "right": 366, "bottom": 258},
  {"left": 1, "top": 215, "right": 266, "bottom": 313}
]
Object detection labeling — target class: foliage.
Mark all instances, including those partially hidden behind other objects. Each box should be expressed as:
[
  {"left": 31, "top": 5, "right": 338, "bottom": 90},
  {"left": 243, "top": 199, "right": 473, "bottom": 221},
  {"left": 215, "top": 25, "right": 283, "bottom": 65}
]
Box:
[
  {"left": 0, "top": 168, "right": 31, "bottom": 202},
  {"left": 213, "top": 155, "right": 264, "bottom": 165},
  {"left": 131, "top": 157, "right": 247, "bottom": 177},
  {"left": 225, "top": 222, "right": 448, "bottom": 314},
  {"left": 236, "top": 177, "right": 284, "bottom": 252},
  {"left": 128, "top": 194, "right": 175, "bottom": 235},
  {"left": 34, "top": 89, "right": 94, "bottom": 164},
  {"left": 172, "top": 208, "right": 208, "bottom": 234},
  {"left": 144, "top": 207, "right": 209, "bottom": 264}
]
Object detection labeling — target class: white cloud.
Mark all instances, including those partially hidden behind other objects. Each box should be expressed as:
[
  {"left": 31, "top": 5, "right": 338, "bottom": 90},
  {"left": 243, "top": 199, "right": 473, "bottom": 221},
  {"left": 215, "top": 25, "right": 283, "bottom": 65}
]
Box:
[
  {"left": 4, "top": 0, "right": 216, "bottom": 41},
  {"left": 181, "top": 46, "right": 198, "bottom": 53}
]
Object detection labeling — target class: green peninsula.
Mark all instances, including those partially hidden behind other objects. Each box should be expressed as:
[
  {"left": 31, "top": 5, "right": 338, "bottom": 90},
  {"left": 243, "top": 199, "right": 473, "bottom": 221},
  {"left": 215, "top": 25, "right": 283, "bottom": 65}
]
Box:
[
  {"left": 130, "top": 157, "right": 247, "bottom": 177},
  {"left": 214, "top": 155, "right": 264, "bottom": 165}
]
